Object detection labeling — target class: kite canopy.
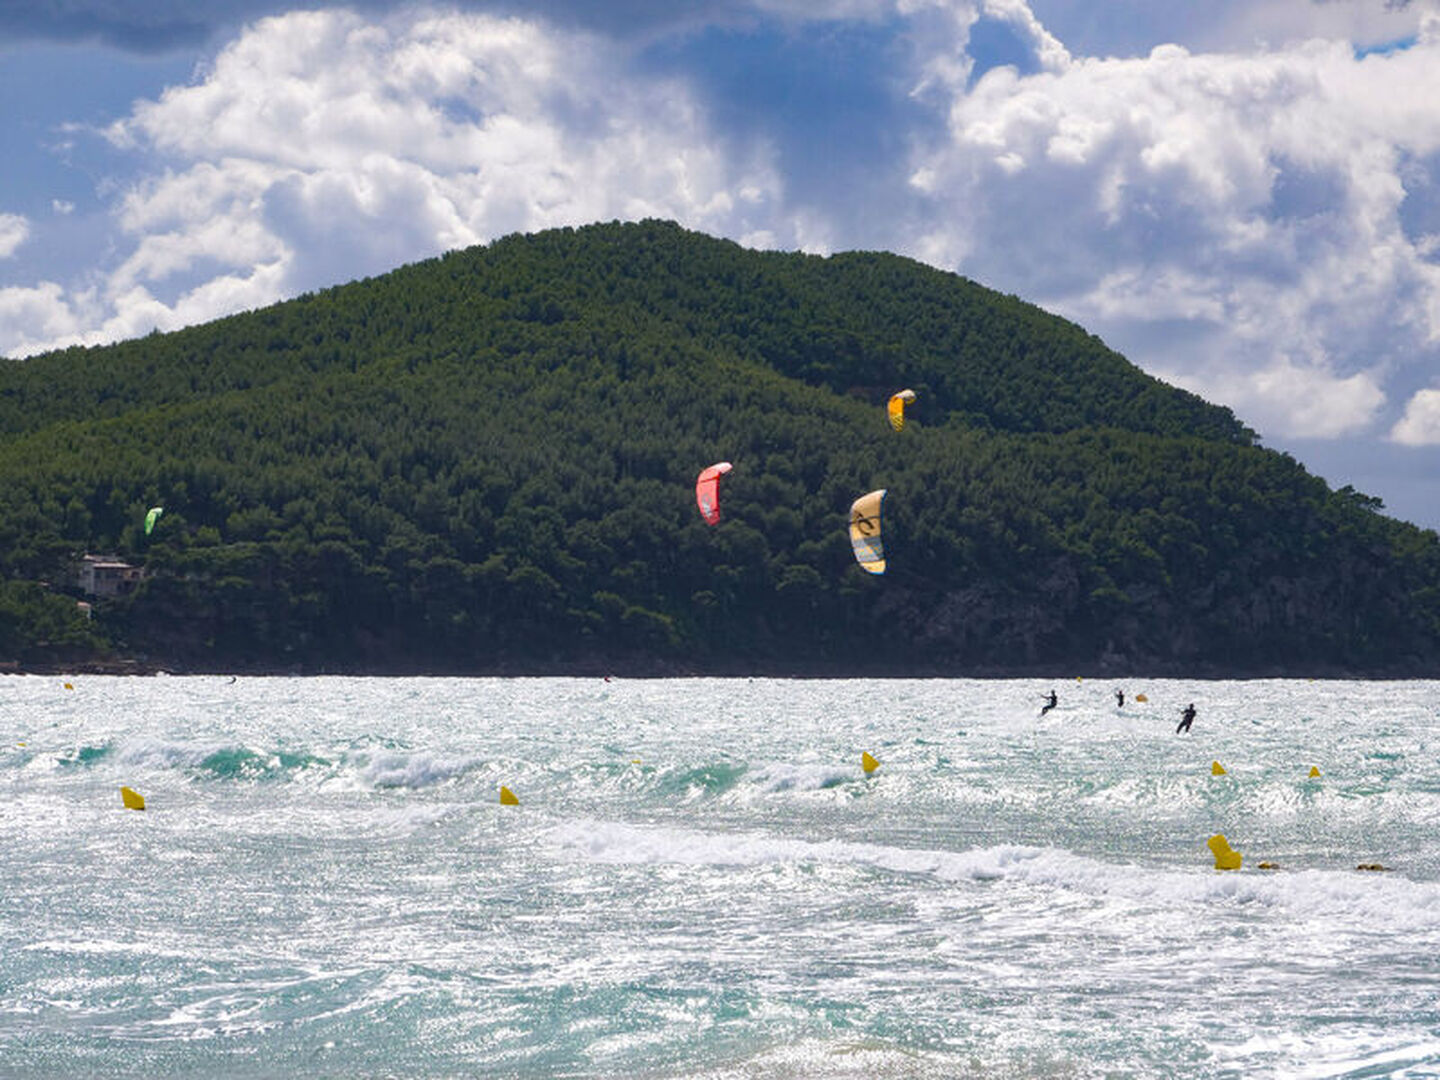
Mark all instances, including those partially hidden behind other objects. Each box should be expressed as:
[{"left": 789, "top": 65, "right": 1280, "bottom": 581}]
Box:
[
  {"left": 144, "top": 507, "right": 164, "bottom": 536},
  {"left": 695, "top": 462, "right": 733, "bottom": 526},
  {"left": 887, "top": 389, "right": 916, "bottom": 432},
  {"left": 849, "top": 489, "right": 888, "bottom": 574}
]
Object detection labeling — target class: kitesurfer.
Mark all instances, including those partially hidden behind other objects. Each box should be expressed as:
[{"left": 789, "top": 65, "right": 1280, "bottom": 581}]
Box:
[
  {"left": 1039, "top": 690, "right": 1058, "bottom": 716},
  {"left": 1177, "top": 703, "right": 1197, "bottom": 734},
  {"left": 1115, "top": 688, "right": 1125, "bottom": 707}
]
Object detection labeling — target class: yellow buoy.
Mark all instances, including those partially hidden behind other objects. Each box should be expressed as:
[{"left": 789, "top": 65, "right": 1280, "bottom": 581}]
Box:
[
  {"left": 499, "top": 786, "right": 519, "bottom": 806},
  {"left": 64, "top": 682, "right": 73, "bottom": 690},
  {"left": 1308, "top": 766, "right": 1321, "bottom": 778},
  {"left": 120, "top": 786, "right": 145, "bottom": 811},
  {"left": 1135, "top": 693, "right": 1148, "bottom": 703},
  {"left": 861, "top": 751, "right": 880, "bottom": 774},
  {"left": 1207, "top": 834, "right": 1242, "bottom": 870},
  {"left": 1211, "top": 761, "right": 1227, "bottom": 776}
]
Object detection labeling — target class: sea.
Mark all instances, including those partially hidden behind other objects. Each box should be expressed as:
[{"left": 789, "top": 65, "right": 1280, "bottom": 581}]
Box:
[{"left": 2, "top": 675, "right": 1438, "bottom": 1078}]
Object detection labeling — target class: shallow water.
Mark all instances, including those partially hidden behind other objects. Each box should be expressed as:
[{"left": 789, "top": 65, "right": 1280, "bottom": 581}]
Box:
[{"left": 2, "top": 676, "right": 1438, "bottom": 1077}]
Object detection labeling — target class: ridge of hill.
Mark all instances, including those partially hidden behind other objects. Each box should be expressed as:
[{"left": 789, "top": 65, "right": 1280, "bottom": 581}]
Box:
[{"left": 1, "top": 220, "right": 1436, "bottom": 675}]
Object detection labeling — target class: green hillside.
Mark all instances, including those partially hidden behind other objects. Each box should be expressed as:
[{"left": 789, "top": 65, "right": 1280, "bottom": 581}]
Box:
[{"left": 1, "top": 219, "right": 1436, "bottom": 674}]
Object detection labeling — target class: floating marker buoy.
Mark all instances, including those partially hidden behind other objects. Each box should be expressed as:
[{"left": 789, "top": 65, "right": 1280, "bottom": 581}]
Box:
[
  {"left": 1211, "top": 761, "right": 1227, "bottom": 776},
  {"left": 1207, "top": 834, "right": 1242, "bottom": 870},
  {"left": 499, "top": 786, "right": 519, "bottom": 806},
  {"left": 1308, "top": 766, "right": 1321, "bottom": 778},
  {"left": 63, "top": 682, "right": 73, "bottom": 690},
  {"left": 120, "top": 786, "right": 145, "bottom": 811},
  {"left": 861, "top": 751, "right": 880, "bottom": 774},
  {"left": 1135, "top": 693, "right": 1148, "bottom": 703}
]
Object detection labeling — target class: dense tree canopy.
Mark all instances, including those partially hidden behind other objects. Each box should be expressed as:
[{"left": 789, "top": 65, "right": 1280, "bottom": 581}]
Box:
[{"left": 1, "top": 220, "right": 1435, "bottom": 674}]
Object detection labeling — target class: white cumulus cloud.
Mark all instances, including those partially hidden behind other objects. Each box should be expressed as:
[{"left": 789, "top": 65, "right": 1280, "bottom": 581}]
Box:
[
  {"left": 0, "top": 283, "right": 89, "bottom": 355},
  {"left": 105, "top": 7, "right": 785, "bottom": 296},
  {"left": 1391, "top": 387, "right": 1440, "bottom": 446},
  {"left": 0, "top": 214, "right": 29, "bottom": 259},
  {"left": 1165, "top": 356, "right": 1386, "bottom": 440},
  {"left": 900, "top": 9, "right": 1440, "bottom": 440},
  {"left": 1, "top": 7, "right": 785, "bottom": 357}
]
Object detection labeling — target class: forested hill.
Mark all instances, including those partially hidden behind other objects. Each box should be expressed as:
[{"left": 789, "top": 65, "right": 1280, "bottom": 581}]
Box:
[{"left": 1, "top": 219, "right": 1436, "bottom": 675}]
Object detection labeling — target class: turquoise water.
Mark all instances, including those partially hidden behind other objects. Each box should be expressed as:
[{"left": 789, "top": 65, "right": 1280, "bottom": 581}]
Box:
[{"left": 2, "top": 676, "right": 1438, "bottom": 1077}]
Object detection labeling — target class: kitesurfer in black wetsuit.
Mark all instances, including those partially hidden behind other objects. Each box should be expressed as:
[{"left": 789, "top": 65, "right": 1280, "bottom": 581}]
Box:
[
  {"left": 1177, "top": 703, "right": 1196, "bottom": 734},
  {"left": 1115, "top": 688, "right": 1124, "bottom": 707},
  {"left": 1039, "top": 690, "right": 1058, "bottom": 716}
]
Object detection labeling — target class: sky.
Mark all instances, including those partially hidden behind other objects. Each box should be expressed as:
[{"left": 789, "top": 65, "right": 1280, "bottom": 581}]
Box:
[{"left": 4, "top": 1, "right": 1440, "bottom": 527}]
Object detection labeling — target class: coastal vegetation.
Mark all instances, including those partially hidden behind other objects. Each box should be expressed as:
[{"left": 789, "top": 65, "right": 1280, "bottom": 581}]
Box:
[{"left": 1, "top": 220, "right": 1436, "bottom": 674}]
